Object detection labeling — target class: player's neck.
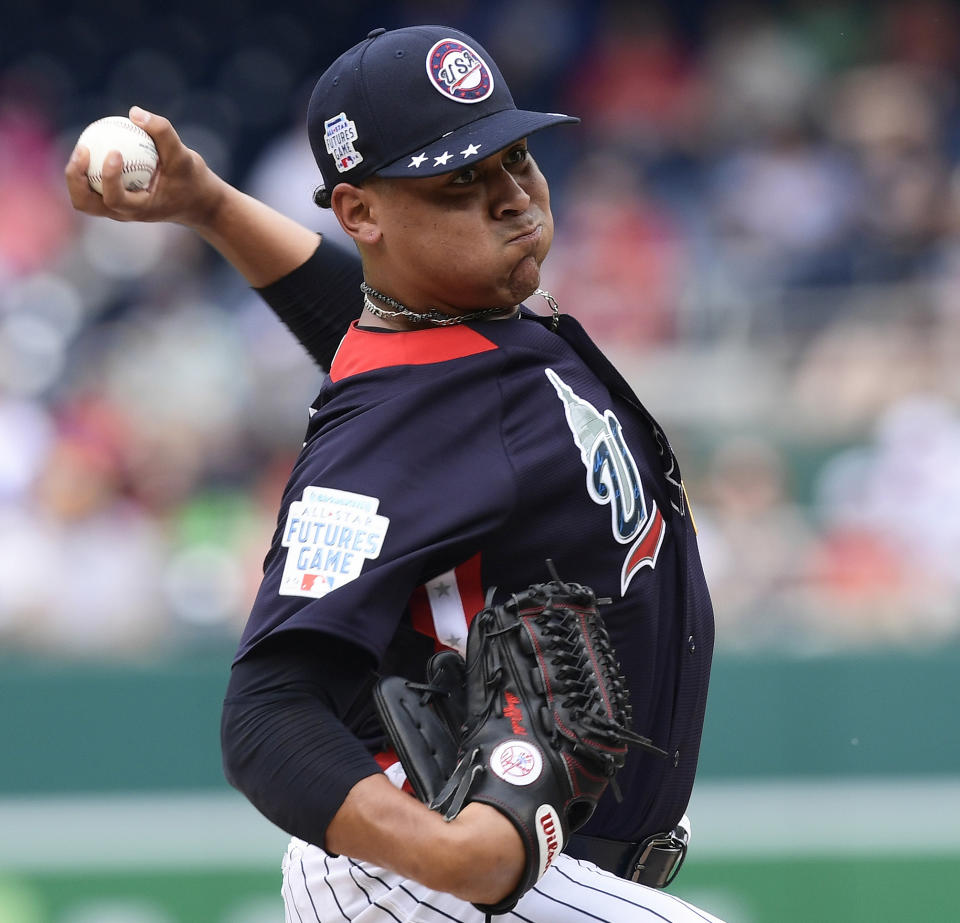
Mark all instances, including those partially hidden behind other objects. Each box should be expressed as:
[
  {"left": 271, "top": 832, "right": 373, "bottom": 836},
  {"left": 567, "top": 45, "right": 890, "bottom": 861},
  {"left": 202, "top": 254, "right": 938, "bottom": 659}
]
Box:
[{"left": 360, "top": 281, "right": 516, "bottom": 329}]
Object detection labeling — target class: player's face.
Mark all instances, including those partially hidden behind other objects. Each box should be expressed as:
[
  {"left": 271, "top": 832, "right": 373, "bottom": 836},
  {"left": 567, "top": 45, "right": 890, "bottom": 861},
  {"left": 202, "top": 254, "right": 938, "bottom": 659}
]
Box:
[{"left": 361, "top": 141, "right": 554, "bottom": 314}]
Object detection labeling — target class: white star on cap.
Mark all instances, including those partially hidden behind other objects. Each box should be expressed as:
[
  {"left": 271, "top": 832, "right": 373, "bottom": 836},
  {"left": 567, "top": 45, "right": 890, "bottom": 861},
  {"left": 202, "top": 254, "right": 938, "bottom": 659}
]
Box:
[
  {"left": 408, "top": 153, "right": 428, "bottom": 168},
  {"left": 460, "top": 143, "right": 481, "bottom": 158},
  {"left": 434, "top": 151, "right": 453, "bottom": 166}
]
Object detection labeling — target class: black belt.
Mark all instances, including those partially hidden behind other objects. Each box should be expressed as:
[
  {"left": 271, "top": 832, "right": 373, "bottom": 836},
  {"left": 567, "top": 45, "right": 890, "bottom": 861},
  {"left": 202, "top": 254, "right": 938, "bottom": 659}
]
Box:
[{"left": 565, "top": 821, "right": 689, "bottom": 888}]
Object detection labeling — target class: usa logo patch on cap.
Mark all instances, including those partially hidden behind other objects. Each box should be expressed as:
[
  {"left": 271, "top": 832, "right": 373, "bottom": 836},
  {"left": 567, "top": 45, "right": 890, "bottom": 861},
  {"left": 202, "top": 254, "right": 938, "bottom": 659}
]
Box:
[{"left": 426, "top": 38, "right": 494, "bottom": 103}]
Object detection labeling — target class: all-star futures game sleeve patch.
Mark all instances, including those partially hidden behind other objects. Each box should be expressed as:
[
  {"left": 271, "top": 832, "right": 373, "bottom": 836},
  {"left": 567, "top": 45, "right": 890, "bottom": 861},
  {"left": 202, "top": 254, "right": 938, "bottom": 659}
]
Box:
[{"left": 279, "top": 486, "right": 390, "bottom": 599}]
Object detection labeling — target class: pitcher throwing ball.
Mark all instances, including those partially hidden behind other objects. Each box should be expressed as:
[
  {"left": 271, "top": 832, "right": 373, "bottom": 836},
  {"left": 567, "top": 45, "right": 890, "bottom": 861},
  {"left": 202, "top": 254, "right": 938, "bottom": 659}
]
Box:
[{"left": 67, "top": 24, "right": 724, "bottom": 923}]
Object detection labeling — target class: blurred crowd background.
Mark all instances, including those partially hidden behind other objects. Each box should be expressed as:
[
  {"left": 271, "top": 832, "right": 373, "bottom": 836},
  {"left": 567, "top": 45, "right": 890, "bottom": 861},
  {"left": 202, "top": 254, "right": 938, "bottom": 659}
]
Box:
[{"left": 3, "top": 0, "right": 960, "bottom": 661}]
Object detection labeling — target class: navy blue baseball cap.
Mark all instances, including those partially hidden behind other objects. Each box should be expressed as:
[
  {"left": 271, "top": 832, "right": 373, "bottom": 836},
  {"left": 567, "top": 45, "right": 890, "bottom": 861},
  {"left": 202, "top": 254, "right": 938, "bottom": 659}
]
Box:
[{"left": 307, "top": 25, "right": 578, "bottom": 192}]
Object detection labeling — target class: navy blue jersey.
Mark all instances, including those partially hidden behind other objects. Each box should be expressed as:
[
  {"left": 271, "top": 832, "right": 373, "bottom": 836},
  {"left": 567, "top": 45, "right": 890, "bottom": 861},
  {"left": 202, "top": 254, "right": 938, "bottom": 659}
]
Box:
[{"left": 238, "top": 308, "right": 713, "bottom": 843}]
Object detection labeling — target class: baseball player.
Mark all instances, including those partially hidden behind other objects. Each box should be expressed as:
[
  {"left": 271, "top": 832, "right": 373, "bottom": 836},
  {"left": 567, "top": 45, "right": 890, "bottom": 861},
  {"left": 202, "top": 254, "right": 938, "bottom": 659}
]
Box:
[{"left": 67, "top": 25, "right": 722, "bottom": 923}]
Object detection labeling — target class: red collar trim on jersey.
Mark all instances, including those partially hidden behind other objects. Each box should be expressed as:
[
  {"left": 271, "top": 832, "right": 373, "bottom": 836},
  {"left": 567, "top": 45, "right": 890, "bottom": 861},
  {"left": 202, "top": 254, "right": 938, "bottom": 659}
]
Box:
[{"left": 329, "top": 321, "right": 499, "bottom": 383}]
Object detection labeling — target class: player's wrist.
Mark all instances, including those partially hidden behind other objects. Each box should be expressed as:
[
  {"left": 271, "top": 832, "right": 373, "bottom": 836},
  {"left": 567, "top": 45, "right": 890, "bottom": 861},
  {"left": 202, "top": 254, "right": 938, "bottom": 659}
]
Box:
[
  {"left": 440, "top": 802, "right": 525, "bottom": 904},
  {"left": 178, "top": 165, "right": 232, "bottom": 233}
]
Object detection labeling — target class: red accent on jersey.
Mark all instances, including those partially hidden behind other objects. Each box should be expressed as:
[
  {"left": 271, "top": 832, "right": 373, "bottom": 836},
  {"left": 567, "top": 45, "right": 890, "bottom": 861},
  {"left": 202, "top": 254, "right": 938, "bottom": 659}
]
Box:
[
  {"left": 375, "top": 747, "right": 415, "bottom": 795},
  {"left": 622, "top": 504, "right": 666, "bottom": 586},
  {"left": 457, "top": 552, "right": 486, "bottom": 628},
  {"left": 407, "top": 553, "right": 486, "bottom": 648},
  {"left": 329, "top": 322, "right": 499, "bottom": 383},
  {"left": 408, "top": 584, "right": 433, "bottom": 638}
]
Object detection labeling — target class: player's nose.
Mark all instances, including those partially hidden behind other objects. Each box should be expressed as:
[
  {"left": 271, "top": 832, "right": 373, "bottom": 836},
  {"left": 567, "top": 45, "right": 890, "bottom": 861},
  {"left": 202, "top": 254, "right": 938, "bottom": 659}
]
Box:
[{"left": 490, "top": 169, "right": 532, "bottom": 218}]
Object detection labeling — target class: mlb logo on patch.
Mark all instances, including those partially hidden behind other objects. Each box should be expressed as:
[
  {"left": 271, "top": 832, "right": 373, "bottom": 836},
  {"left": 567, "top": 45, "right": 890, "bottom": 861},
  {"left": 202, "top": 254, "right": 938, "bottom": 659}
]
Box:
[
  {"left": 426, "top": 39, "right": 494, "bottom": 103},
  {"left": 324, "top": 112, "right": 363, "bottom": 173},
  {"left": 299, "top": 573, "right": 333, "bottom": 593}
]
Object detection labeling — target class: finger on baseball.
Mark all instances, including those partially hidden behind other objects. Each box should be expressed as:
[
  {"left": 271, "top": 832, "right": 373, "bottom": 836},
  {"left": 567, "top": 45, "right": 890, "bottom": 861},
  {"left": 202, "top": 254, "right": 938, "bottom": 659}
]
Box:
[
  {"left": 99, "top": 155, "right": 150, "bottom": 216},
  {"left": 65, "top": 144, "right": 109, "bottom": 215},
  {"left": 129, "top": 105, "right": 181, "bottom": 160},
  {"left": 98, "top": 150, "right": 129, "bottom": 208}
]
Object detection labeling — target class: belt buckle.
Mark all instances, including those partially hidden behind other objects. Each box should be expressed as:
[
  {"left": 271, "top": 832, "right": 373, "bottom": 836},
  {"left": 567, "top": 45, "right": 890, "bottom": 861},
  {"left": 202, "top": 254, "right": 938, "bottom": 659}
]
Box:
[{"left": 628, "top": 820, "right": 690, "bottom": 888}]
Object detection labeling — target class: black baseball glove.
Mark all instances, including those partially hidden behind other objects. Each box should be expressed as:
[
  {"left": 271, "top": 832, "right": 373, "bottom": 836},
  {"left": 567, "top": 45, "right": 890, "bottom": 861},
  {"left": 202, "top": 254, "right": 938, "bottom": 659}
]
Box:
[{"left": 374, "top": 564, "right": 665, "bottom": 917}]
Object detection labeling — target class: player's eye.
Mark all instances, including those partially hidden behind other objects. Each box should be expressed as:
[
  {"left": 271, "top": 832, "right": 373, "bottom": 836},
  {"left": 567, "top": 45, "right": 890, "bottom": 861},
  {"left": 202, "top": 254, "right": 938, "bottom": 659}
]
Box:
[
  {"left": 504, "top": 144, "right": 529, "bottom": 166},
  {"left": 450, "top": 167, "right": 479, "bottom": 186}
]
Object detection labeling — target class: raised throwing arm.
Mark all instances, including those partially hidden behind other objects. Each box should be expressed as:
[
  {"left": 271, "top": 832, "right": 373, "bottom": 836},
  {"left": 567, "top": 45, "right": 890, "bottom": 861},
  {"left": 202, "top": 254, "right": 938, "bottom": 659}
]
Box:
[{"left": 66, "top": 106, "right": 363, "bottom": 368}]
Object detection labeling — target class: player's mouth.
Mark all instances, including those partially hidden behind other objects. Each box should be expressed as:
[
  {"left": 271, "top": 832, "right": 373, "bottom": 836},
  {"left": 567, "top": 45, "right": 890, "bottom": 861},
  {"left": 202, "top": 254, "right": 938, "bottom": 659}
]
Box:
[{"left": 507, "top": 224, "right": 543, "bottom": 246}]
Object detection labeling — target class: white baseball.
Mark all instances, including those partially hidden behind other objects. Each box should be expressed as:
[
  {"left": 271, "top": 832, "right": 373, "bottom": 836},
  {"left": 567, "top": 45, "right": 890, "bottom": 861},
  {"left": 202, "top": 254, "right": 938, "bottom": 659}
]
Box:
[{"left": 77, "top": 116, "right": 159, "bottom": 194}]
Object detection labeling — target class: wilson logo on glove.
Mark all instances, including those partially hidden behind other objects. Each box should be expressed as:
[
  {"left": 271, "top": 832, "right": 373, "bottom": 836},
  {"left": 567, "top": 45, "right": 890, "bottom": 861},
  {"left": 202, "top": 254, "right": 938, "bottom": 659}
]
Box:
[{"left": 535, "top": 804, "right": 563, "bottom": 879}]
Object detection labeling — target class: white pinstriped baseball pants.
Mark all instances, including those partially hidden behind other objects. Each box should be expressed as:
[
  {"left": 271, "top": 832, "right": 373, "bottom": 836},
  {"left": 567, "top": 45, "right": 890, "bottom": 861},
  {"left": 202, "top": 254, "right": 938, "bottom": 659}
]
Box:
[{"left": 280, "top": 838, "right": 727, "bottom": 923}]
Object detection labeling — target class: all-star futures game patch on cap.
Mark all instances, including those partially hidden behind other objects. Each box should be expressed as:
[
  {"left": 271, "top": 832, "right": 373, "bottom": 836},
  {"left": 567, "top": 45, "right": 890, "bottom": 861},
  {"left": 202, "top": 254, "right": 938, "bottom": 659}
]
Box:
[{"left": 308, "top": 25, "right": 578, "bottom": 194}]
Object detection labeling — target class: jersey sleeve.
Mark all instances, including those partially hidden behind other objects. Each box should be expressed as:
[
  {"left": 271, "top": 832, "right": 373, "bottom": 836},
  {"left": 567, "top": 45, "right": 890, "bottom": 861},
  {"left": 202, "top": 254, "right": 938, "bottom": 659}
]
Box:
[
  {"left": 254, "top": 237, "right": 364, "bottom": 370},
  {"left": 237, "top": 348, "right": 516, "bottom": 664},
  {"left": 221, "top": 631, "right": 384, "bottom": 848}
]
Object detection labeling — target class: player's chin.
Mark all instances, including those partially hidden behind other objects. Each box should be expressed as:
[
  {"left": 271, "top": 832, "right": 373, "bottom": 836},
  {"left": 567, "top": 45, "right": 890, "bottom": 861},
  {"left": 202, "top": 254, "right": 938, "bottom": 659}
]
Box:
[
  {"left": 521, "top": 238, "right": 554, "bottom": 287},
  {"left": 503, "top": 257, "right": 543, "bottom": 306}
]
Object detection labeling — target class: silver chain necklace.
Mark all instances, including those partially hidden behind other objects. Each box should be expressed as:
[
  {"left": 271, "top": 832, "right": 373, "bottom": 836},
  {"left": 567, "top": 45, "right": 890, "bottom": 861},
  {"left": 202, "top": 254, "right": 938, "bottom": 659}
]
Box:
[{"left": 361, "top": 282, "right": 560, "bottom": 330}]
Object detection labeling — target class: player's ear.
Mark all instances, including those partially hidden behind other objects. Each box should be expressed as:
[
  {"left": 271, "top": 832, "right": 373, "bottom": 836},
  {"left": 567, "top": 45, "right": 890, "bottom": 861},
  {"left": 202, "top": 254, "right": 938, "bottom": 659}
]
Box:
[{"left": 331, "top": 182, "right": 381, "bottom": 245}]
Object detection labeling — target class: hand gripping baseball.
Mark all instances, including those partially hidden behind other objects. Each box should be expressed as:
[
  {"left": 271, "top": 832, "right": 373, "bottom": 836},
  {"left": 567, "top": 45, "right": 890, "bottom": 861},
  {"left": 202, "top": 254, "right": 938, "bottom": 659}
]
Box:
[
  {"left": 375, "top": 564, "right": 666, "bottom": 918},
  {"left": 66, "top": 106, "right": 225, "bottom": 228}
]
